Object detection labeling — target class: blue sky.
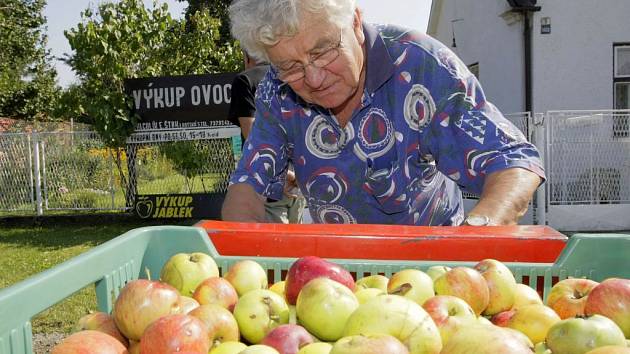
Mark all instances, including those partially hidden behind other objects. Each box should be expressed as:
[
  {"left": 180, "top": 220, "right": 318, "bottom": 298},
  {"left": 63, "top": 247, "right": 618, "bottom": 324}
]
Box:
[{"left": 44, "top": 0, "right": 432, "bottom": 88}]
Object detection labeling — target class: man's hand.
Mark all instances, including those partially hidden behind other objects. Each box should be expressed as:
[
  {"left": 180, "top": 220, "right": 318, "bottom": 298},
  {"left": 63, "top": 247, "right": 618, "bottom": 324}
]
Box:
[
  {"left": 467, "top": 168, "right": 542, "bottom": 225},
  {"left": 283, "top": 169, "right": 299, "bottom": 198},
  {"left": 221, "top": 183, "right": 267, "bottom": 222}
]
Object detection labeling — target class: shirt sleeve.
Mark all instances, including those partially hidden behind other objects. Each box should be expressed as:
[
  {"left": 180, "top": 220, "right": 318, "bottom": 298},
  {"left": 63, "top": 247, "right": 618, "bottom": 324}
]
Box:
[
  {"left": 227, "top": 73, "right": 256, "bottom": 126},
  {"left": 228, "top": 78, "right": 289, "bottom": 200},
  {"left": 418, "top": 52, "right": 545, "bottom": 196}
]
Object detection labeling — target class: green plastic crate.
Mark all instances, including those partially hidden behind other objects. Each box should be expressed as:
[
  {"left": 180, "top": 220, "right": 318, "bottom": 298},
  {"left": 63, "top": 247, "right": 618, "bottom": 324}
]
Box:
[{"left": 0, "top": 225, "right": 628, "bottom": 354}]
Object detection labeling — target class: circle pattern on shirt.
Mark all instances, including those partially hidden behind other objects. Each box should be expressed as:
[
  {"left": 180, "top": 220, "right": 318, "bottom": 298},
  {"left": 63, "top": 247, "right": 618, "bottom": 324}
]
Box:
[
  {"left": 354, "top": 108, "right": 395, "bottom": 162},
  {"left": 305, "top": 115, "right": 355, "bottom": 159},
  {"left": 403, "top": 84, "right": 436, "bottom": 131},
  {"left": 305, "top": 168, "right": 348, "bottom": 204},
  {"left": 316, "top": 204, "right": 356, "bottom": 224}
]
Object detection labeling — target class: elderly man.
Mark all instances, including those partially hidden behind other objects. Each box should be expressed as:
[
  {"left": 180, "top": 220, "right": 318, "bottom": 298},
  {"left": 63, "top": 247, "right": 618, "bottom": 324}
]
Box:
[{"left": 222, "top": 0, "right": 545, "bottom": 226}]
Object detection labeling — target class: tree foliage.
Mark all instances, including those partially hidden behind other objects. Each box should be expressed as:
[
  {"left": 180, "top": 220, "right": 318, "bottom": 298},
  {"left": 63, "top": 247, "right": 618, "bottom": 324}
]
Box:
[
  {"left": 64, "top": 0, "right": 242, "bottom": 146},
  {"left": 0, "top": 0, "right": 59, "bottom": 119},
  {"left": 179, "top": 0, "right": 232, "bottom": 45}
]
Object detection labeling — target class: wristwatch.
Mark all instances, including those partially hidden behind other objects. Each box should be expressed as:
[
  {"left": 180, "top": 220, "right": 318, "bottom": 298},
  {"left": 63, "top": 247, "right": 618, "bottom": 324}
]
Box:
[{"left": 463, "top": 214, "right": 491, "bottom": 226}]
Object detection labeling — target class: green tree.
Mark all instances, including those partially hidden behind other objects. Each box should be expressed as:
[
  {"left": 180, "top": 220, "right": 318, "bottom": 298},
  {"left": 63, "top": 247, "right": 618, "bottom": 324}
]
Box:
[
  {"left": 64, "top": 0, "right": 241, "bottom": 147},
  {"left": 179, "top": 0, "right": 232, "bottom": 45},
  {"left": 0, "top": 0, "right": 59, "bottom": 120}
]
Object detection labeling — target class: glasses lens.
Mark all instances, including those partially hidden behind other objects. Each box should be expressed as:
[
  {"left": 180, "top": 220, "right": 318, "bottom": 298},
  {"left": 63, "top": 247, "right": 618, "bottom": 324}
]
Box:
[
  {"left": 278, "top": 68, "right": 305, "bottom": 83},
  {"left": 312, "top": 48, "right": 340, "bottom": 68}
]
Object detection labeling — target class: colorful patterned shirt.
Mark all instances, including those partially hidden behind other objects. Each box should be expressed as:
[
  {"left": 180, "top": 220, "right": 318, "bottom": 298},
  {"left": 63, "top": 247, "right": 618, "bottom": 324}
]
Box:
[{"left": 229, "top": 23, "right": 545, "bottom": 225}]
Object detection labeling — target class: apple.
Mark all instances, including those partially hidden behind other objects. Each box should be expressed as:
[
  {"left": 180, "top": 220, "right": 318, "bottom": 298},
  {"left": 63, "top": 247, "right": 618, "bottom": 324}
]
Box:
[
  {"left": 545, "top": 314, "right": 627, "bottom": 354},
  {"left": 534, "top": 342, "right": 552, "bottom": 354},
  {"left": 387, "top": 269, "right": 434, "bottom": 306},
  {"left": 261, "top": 324, "right": 314, "bottom": 354},
  {"left": 474, "top": 259, "right": 517, "bottom": 315},
  {"left": 209, "top": 341, "right": 248, "bottom": 354},
  {"left": 224, "top": 260, "right": 268, "bottom": 297},
  {"left": 285, "top": 256, "right": 355, "bottom": 305},
  {"left": 112, "top": 279, "right": 181, "bottom": 341},
  {"left": 192, "top": 276, "right": 239, "bottom": 311},
  {"left": 422, "top": 295, "right": 477, "bottom": 345},
  {"left": 240, "top": 345, "right": 281, "bottom": 354},
  {"left": 491, "top": 304, "right": 560, "bottom": 344},
  {"left": 51, "top": 330, "right": 128, "bottom": 354},
  {"left": 269, "top": 280, "right": 286, "bottom": 297},
  {"left": 189, "top": 304, "right": 240, "bottom": 348},
  {"left": 354, "top": 287, "right": 385, "bottom": 304},
  {"left": 296, "top": 277, "right": 359, "bottom": 341},
  {"left": 585, "top": 278, "right": 630, "bottom": 338},
  {"left": 440, "top": 324, "right": 534, "bottom": 354},
  {"left": 477, "top": 316, "right": 493, "bottom": 326},
  {"left": 585, "top": 346, "right": 630, "bottom": 354},
  {"left": 546, "top": 278, "right": 598, "bottom": 319},
  {"left": 160, "top": 252, "right": 219, "bottom": 296},
  {"left": 434, "top": 266, "right": 490, "bottom": 316},
  {"left": 297, "top": 342, "right": 333, "bottom": 354},
  {"left": 343, "top": 295, "right": 442, "bottom": 354},
  {"left": 512, "top": 283, "right": 543, "bottom": 308},
  {"left": 74, "top": 311, "right": 128, "bottom": 347},
  {"left": 179, "top": 295, "right": 200, "bottom": 314},
  {"left": 139, "top": 313, "right": 210, "bottom": 354},
  {"left": 355, "top": 274, "right": 389, "bottom": 292},
  {"left": 128, "top": 340, "right": 140, "bottom": 354},
  {"left": 426, "top": 266, "right": 452, "bottom": 282},
  {"left": 331, "top": 334, "right": 409, "bottom": 354},
  {"left": 233, "top": 289, "right": 290, "bottom": 344}
]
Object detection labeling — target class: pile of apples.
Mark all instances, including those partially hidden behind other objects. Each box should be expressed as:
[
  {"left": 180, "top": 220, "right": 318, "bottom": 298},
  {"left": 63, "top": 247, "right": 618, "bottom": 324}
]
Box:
[{"left": 51, "top": 252, "right": 630, "bottom": 354}]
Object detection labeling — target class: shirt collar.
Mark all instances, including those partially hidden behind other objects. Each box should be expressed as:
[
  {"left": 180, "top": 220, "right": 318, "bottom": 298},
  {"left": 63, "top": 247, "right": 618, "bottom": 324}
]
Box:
[{"left": 363, "top": 22, "right": 394, "bottom": 95}]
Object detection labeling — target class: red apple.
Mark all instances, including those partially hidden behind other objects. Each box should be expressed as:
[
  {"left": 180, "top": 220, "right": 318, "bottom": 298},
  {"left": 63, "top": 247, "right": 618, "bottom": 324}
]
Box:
[
  {"left": 74, "top": 311, "right": 129, "bottom": 347},
  {"left": 179, "top": 295, "right": 200, "bottom": 314},
  {"left": 585, "top": 278, "right": 630, "bottom": 338},
  {"left": 261, "top": 324, "right": 314, "bottom": 354},
  {"left": 491, "top": 304, "right": 560, "bottom": 344},
  {"left": 192, "top": 276, "right": 239, "bottom": 311},
  {"left": 474, "top": 259, "right": 517, "bottom": 315},
  {"left": 546, "top": 278, "right": 598, "bottom": 319},
  {"left": 285, "top": 256, "right": 355, "bottom": 305},
  {"left": 433, "top": 266, "right": 490, "bottom": 316},
  {"left": 224, "top": 260, "right": 268, "bottom": 297},
  {"left": 51, "top": 330, "right": 127, "bottom": 354},
  {"left": 545, "top": 315, "right": 626, "bottom": 354},
  {"left": 112, "top": 279, "right": 181, "bottom": 341},
  {"left": 422, "top": 295, "right": 477, "bottom": 345},
  {"left": 139, "top": 314, "right": 210, "bottom": 354},
  {"left": 189, "top": 304, "right": 240, "bottom": 349},
  {"left": 331, "top": 334, "right": 409, "bottom": 354}
]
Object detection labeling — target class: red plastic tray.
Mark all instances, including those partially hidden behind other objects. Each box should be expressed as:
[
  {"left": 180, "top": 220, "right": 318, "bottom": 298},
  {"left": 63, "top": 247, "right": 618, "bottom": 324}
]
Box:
[{"left": 195, "top": 221, "right": 568, "bottom": 263}]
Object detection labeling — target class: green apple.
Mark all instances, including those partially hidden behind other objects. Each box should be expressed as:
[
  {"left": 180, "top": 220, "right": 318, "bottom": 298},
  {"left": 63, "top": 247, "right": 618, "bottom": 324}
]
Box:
[
  {"left": 209, "top": 341, "right": 247, "bottom": 354},
  {"left": 441, "top": 324, "right": 533, "bottom": 354},
  {"left": 426, "top": 266, "right": 451, "bottom": 282},
  {"left": 584, "top": 346, "right": 630, "bottom": 354},
  {"left": 534, "top": 342, "right": 552, "bottom": 354},
  {"left": 546, "top": 314, "right": 626, "bottom": 354},
  {"left": 474, "top": 259, "right": 517, "bottom": 316},
  {"left": 331, "top": 334, "right": 409, "bottom": 354},
  {"left": 233, "top": 289, "right": 289, "bottom": 344},
  {"left": 225, "top": 260, "right": 268, "bottom": 297},
  {"left": 297, "top": 342, "right": 333, "bottom": 354},
  {"left": 512, "top": 283, "right": 543, "bottom": 308},
  {"left": 434, "top": 266, "right": 489, "bottom": 316},
  {"left": 296, "top": 277, "right": 359, "bottom": 341},
  {"left": 160, "top": 252, "right": 219, "bottom": 296},
  {"left": 355, "top": 288, "right": 385, "bottom": 304},
  {"left": 355, "top": 274, "right": 389, "bottom": 292},
  {"left": 343, "top": 295, "right": 442, "bottom": 354},
  {"left": 387, "top": 269, "right": 434, "bottom": 306},
  {"left": 240, "top": 344, "right": 281, "bottom": 354},
  {"left": 422, "top": 295, "right": 477, "bottom": 345}
]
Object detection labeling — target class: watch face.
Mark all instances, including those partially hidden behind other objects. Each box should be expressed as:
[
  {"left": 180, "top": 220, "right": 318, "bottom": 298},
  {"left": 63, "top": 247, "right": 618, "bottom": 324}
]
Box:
[{"left": 466, "top": 215, "right": 490, "bottom": 226}]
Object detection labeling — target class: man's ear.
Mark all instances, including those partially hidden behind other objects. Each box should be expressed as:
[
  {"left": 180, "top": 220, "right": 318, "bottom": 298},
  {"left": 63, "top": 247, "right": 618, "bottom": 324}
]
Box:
[{"left": 353, "top": 8, "right": 365, "bottom": 44}]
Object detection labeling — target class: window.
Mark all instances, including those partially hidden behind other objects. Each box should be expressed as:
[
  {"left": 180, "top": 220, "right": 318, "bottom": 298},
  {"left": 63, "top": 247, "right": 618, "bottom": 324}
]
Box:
[
  {"left": 613, "top": 44, "right": 630, "bottom": 137},
  {"left": 468, "top": 62, "right": 479, "bottom": 79}
]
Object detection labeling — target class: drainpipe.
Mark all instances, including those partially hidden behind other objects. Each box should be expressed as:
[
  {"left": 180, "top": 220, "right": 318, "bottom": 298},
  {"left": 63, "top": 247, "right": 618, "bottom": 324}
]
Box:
[{"left": 509, "top": 2, "right": 541, "bottom": 113}]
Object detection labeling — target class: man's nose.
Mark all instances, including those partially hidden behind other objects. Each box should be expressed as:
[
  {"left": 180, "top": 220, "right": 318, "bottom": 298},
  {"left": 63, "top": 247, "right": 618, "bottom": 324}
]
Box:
[{"left": 303, "top": 65, "right": 326, "bottom": 88}]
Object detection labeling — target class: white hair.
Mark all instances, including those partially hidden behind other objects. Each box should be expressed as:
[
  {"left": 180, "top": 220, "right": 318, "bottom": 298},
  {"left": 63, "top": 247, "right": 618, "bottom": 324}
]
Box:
[{"left": 229, "top": 0, "right": 357, "bottom": 63}]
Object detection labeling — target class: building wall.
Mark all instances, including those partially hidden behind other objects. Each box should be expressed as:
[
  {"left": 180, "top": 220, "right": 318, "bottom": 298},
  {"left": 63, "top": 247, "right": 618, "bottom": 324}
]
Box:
[{"left": 428, "top": 0, "right": 630, "bottom": 113}]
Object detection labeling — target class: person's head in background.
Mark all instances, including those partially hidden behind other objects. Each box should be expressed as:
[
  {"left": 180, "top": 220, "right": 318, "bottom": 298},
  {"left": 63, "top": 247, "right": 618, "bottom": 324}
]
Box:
[
  {"left": 242, "top": 49, "right": 265, "bottom": 69},
  {"left": 230, "top": 0, "right": 365, "bottom": 119}
]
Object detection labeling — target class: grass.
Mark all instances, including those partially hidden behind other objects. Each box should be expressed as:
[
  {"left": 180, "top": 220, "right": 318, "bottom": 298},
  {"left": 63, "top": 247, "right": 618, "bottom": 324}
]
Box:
[{"left": 0, "top": 219, "right": 194, "bottom": 334}]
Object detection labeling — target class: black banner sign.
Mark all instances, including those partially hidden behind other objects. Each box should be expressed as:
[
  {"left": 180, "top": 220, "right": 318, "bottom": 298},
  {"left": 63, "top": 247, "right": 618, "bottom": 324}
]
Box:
[
  {"left": 124, "top": 73, "right": 237, "bottom": 131},
  {"left": 135, "top": 193, "right": 225, "bottom": 219}
]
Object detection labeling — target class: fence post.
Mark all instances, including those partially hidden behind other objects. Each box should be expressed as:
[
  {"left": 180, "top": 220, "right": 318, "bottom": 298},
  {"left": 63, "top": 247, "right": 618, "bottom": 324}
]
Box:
[
  {"left": 533, "top": 113, "right": 547, "bottom": 225},
  {"left": 32, "top": 131, "right": 43, "bottom": 216}
]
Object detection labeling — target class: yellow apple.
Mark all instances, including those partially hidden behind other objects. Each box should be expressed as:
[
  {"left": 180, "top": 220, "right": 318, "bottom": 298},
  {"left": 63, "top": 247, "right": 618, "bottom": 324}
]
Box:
[
  {"left": 209, "top": 341, "right": 247, "bottom": 354},
  {"left": 491, "top": 304, "right": 560, "bottom": 344},
  {"left": 512, "top": 283, "right": 543, "bottom": 308},
  {"left": 355, "top": 274, "right": 389, "bottom": 292},
  {"left": 297, "top": 342, "right": 333, "bottom": 354},
  {"left": 387, "top": 269, "right": 435, "bottom": 306},
  {"left": 474, "top": 259, "right": 517, "bottom": 316}
]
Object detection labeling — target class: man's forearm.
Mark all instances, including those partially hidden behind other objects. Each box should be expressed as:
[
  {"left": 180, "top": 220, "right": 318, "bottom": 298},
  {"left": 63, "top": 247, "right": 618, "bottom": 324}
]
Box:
[
  {"left": 469, "top": 168, "right": 542, "bottom": 225},
  {"left": 221, "top": 183, "right": 267, "bottom": 222}
]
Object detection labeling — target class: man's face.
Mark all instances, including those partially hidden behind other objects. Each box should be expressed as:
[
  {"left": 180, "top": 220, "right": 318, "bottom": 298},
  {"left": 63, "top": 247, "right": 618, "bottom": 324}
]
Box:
[{"left": 266, "top": 10, "right": 365, "bottom": 113}]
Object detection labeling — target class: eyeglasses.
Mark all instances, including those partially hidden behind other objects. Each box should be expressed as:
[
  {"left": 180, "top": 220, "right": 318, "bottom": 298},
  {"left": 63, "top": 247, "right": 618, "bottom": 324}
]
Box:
[{"left": 274, "top": 30, "right": 344, "bottom": 83}]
